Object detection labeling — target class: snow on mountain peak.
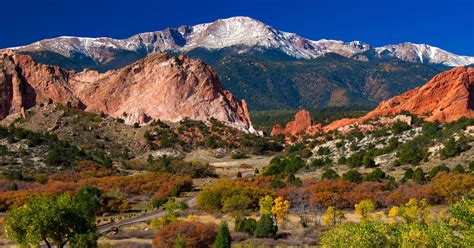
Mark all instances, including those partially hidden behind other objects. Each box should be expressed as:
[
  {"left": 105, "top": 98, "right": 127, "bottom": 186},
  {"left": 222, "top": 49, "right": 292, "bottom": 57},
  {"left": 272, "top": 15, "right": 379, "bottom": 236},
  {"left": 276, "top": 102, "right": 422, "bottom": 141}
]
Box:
[
  {"left": 375, "top": 42, "right": 474, "bottom": 66},
  {"left": 7, "top": 16, "right": 474, "bottom": 67}
]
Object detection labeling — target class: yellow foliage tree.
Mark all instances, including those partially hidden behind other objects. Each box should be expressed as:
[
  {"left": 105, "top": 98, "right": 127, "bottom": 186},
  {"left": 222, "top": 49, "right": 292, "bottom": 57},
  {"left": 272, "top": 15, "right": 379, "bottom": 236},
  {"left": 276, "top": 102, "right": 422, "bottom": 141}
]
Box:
[
  {"left": 354, "top": 199, "right": 375, "bottom": 220},
  {"left": 322, "top": 206, "right": 344, "bottom": 226},
  {"left": 272, "top": 197, "right": 290, "bottom": 224},
  {"left": 398, "top": 198, "right": 431, "bottom": 223},
  {"left": 259, "top": 195, "right": 273, "bottom": 216}
]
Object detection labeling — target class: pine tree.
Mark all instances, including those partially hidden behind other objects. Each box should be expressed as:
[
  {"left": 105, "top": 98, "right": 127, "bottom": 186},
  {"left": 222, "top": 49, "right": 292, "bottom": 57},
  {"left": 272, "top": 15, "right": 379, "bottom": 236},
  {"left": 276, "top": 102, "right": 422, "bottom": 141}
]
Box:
[
  {"left": 254, "top": 215, "right": 278, "bottom": 238},
  {"left": 214, "top": 221, "right": 231, "bottom": 248}
]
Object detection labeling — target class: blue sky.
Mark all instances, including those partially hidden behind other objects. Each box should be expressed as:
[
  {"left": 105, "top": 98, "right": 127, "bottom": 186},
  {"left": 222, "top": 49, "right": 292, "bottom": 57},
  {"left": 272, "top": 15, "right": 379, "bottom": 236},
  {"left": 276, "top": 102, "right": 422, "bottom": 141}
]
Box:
[{"left": 2, "top": 0, "right": 473, "bottom": 55}]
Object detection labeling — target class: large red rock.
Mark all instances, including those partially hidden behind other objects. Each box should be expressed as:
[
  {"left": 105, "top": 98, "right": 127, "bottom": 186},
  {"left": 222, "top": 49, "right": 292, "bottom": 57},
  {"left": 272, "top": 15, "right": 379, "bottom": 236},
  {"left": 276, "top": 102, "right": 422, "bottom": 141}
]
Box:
[
  {"left": 0, "top": 50, "right": 76, "bottom": 119},
  {"left": 0, "top": 50, "right": 255, "bottom": 132},
  {"left": 324, "top": 67, "right": 474, "bottom": 132},
  {"left": 271, "top": 109, "right": 313, "bottom": 136}
]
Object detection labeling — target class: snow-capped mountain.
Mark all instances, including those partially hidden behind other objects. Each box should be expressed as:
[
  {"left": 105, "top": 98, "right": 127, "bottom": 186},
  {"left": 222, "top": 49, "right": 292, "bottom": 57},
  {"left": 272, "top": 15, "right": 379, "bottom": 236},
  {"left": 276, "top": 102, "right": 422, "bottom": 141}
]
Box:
[
  {"left": 375, "top": 43, "right": 474, "bottom": 66},
  {"left": 8, "top": 16, "right": 474, "bottom": 67}
]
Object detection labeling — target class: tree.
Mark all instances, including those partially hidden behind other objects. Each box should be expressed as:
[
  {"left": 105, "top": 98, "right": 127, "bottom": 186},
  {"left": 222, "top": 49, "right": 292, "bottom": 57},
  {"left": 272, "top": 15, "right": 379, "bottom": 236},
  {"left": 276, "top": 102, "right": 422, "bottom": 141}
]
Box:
[
  {"left": 272, "top": 197, "right": 290, "bottom": 225},
  {"left": 440, "top": 135, "right": 470, "bottom": 159},
  {"left": 254, "top": 215, "right": 278, "bottom": 238},
  {"left": 321, "top": 221, "right": 391, "bottom": 248},
  {"left": 222, "top": 194, "right": 251, "bottom": 216},
  {"left": 453, "top": 164, "right": 465, "bottom": 173},
  {"left": 235, "top": 217, "right": 257, "bottom": 235},
  {"left": 342, "top": 169, "right": 363, "bottom": 183},
  {"left": 259, "top": 195, "right": 273, "bottom": 216},
  {"left": 364, "top": 168, "right": 385, "bottom": 182},
  {"left": 214, "top": 221, "right": 231, "bottom": 248},
  {"left": 322, "top": 206, "right": 344, "bottom": 226},
  {"left": 321, "top": 168, "right": 340, "bottom": 180},
  {"left": 354, "top": 199, "right": 375, "bottom": 220},
  {"left": 398, "top": 198, "right": 431, "bottom": 223},
  {"left": 363, "top": 154, "right": 376, "bottom": 168},
  {"left": 428, "top": 164, "right": 450, "bottom": 179},
  {"left": 4, "top": 194, "right": 98, "bottom": 248},
  {"left": 412, "top": 168, "right": 425, "bottom": 183}
]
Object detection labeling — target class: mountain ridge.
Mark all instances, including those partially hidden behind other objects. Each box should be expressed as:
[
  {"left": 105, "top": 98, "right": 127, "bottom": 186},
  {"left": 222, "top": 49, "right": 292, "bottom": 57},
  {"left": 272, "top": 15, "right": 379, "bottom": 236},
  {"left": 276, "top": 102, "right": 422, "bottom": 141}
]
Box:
[{"left": 7, "top": 16, "right": 474, "bottom": 68}]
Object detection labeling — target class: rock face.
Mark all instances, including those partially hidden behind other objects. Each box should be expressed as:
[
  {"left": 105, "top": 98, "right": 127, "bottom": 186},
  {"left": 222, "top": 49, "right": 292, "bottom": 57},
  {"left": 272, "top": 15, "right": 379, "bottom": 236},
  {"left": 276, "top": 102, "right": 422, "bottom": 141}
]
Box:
[
  {"left": 0, "top": 50, "right": 76, "bottom": 119},
  {"left": 0, "top": 50, "right": 255, "bottom": 132},
  {"left": 271, "top": 109, "right": 313, "bottom": 136},
  {"left": 324, "top": 67, "right": 474, "bottom": 132}
]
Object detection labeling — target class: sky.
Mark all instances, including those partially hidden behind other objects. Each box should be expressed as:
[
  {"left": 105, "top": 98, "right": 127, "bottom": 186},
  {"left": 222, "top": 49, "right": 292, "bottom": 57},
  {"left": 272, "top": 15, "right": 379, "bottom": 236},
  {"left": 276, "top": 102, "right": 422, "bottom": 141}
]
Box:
[{"left": 2, "top": 0, "right": 473, "bottom": 55}]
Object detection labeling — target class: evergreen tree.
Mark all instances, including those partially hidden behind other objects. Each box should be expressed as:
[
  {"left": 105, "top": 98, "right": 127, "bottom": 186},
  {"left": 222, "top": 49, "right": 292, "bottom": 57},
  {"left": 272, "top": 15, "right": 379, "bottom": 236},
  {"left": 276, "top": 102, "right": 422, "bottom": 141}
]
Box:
[
  {"left": 214, "top": 221, "right": 231, "bottom": 248},
  {"left": 254, "top": 215, "right": 277, "bottom": 238}
]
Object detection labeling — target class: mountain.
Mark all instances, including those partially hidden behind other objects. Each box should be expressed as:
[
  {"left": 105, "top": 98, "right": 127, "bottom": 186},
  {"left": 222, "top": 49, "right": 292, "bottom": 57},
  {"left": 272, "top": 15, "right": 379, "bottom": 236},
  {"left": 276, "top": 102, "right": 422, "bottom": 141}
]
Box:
[
  {"left": 324, "top": 66, "right": 474, "bottom": 132},
  {"left": 204, "top": 52, "right": 442, "bottom": 110},
  {"left": 8, "top": 16, "right": 474, "bottom": 69},
  {"left": 0, "top": 50, "right": 255, "bottom": 132},
  {"left": 270, "top": 66, "right": 474, "bottom": 135},
  {"left": 374, "top": 43, "right": 474, "bottom": 66}
]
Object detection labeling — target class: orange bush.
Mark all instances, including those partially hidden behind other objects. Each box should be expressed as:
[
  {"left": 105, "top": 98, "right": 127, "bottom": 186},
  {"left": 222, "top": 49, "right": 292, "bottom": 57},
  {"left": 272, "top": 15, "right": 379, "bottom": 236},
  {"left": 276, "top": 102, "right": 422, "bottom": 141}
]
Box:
[
  {"left": 152, "top": 221, "right": 217, "bottom": 248},
  {"left": 428, "top": 172, "right": 474, "bottom": 203},
  {"left": 385, "top": 183, "right": 431, "bottom": 206},
  {"left": 0, "top": 172, "right": 192, "bottom": 211}
]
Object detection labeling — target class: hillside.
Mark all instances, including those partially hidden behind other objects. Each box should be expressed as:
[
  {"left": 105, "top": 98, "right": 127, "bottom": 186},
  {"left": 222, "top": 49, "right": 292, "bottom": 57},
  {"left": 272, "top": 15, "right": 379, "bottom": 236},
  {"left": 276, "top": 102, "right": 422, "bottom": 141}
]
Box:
[{"left": 203, "top": 52, "right": 442, "bottom": 110}]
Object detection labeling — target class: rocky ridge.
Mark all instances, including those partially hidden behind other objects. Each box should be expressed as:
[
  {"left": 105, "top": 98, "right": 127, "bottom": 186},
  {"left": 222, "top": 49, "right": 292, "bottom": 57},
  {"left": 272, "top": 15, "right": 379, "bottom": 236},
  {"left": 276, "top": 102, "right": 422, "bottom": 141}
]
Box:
[
  {"left": 271, "top": 67, "right": 474, "bottom": 136},
  {"left": 0, "top": 50, "right": 255, "bottom": 132}
]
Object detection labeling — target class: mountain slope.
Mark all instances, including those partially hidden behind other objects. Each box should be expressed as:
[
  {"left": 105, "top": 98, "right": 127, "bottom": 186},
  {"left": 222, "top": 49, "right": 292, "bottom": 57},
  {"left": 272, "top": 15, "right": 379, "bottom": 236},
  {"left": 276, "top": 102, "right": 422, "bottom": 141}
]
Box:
[
  {"left": 324, "top": 66, "right": 474, "bottom": 131},
  {"left": 8, "top": 16, "right": 474, "bottom": 69},
  {"left": 202, "top": 52, "right": 442, "bottom": 110},
  {"left": 0, "top": 50, "right": 254, "bottom": 132}
]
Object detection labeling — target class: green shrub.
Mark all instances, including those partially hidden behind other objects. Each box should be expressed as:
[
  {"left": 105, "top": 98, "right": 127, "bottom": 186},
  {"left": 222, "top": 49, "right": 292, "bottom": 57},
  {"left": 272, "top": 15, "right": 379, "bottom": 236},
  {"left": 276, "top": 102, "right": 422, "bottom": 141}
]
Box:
[
  {"left": 440, "top": 136, "right": 470, "bottom": 159},
  {"left": 428, "top": 165, "right": 450, "bottom": 179},
  {"left": 321, "top": 169, "right": 340, "bottom": 180},
  {"left": 342, "top": 169, "right": 363, "bottom": 183},
  {"left": 254, "top": 215, "right": 277, "bottom": 238},
  {"left": 364, "top": 168, "right": 385, "bottom": 182},
  {"left": 347, "top": 151, "right": 366, "bottom": 168},
  {"left": 391, "top": 121, "right": 410, "bottom": 134},
  {"left": 235, "top": 217, "right": 257, "bottom": 235},
  {"left": 453, "top": 164, "right": 465, "bottom": 173},
  {"left": 317, "top": 147, "right": 331, "bottom": 156},
  {"left": 412, "top": 168, "right": 425, "bottom": 183},
  {"left": 231, "top": 151, "right": 249, "bottom": 159},
  {"left": 214, "top": 221, "right": 231, "bottom": 248},
  {"left": 264, "top": 154, "right": 304, "bottom": 177}
]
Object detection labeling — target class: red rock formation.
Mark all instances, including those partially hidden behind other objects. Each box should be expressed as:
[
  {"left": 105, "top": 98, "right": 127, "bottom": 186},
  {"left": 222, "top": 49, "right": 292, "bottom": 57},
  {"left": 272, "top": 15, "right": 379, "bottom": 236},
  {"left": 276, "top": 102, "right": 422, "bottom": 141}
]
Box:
[
  {"left": 324, "top": 67, "right": 474, "bottom": 132},
  {"left": 0, "top": 50, "right": 255, "bottom": 131},
  {"left": 271, "top": 109, "right": 313, "bottom": 136},
  {"left": 0, "top": 50, "right": 76, "bottom": 119}
]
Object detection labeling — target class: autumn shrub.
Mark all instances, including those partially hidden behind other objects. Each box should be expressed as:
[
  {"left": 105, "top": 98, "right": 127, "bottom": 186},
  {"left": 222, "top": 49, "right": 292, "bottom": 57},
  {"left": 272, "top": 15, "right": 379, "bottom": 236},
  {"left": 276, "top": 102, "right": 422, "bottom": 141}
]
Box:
[
  {"left": 428, "top": 172, "right": 474, "bottom": 203},
  {"left": 321, "top": 221, "right": 391, "bottom": 247},
  {"left": 152, "top": 221, "right": 217, "bottom": 248},
  {"left": 196, "top": 179, "right": 271, "bottom": 212},
  {"left": 0, "top": 172, "right": 192, "bottom": 211},
  {"left": 385, "top": 183, "right": 432, "bottom": 206}
]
